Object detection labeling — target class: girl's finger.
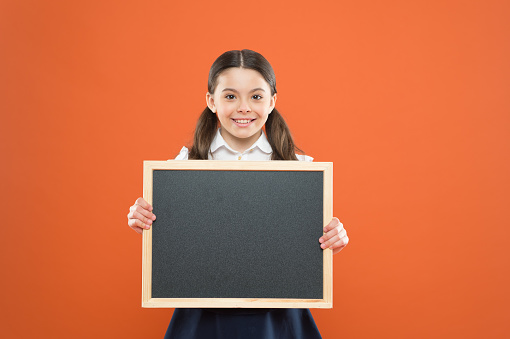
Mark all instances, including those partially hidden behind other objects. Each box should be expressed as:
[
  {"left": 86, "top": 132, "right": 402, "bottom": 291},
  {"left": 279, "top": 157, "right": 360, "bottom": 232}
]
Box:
[
  {"left": 135, "top": 197, "right": 153, "bottom": 212},
  {"left": 320, "top": 231, "right": 347, "bottom": 249},
  {"left": 323, "top": 217, "right": 342, "bottom": 233},
  {"left": 329, "top": 227, "right": 347, "bottom": 240},
  {"left": 133, "top": 210, "right": 153, "bottom": 226},
  {"left": 320, "top": 223, "right": 345, "bottom": 243},
  {"left": 136, "top": 218, "right": 150, "bottom": 230},
  {"left": 321, "top": 236, "right": 349, "bottom": 252},
  {"left": 130, "top": 204, "right": 156, "bottom": 221},
  {"left": 329, "top": 235, "right": 349, "bottom": 250},
  {"left": 128, "top": 218, "right": 150, "bottom": 231}
]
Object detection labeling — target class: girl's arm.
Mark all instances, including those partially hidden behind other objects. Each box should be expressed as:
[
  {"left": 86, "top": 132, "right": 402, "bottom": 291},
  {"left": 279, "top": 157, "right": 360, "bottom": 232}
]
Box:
[
  {"left": 127, "top": 197, "right": 156, "bottom": 234},
  {"left": 319, "top": 217, "right": 349, "bottom": 255}
]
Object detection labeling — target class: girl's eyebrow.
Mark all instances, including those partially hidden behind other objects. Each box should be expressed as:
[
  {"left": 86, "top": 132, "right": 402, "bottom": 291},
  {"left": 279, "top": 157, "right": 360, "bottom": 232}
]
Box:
[{"left": 221, "top": 88, "right": 266, "bottom": 93}]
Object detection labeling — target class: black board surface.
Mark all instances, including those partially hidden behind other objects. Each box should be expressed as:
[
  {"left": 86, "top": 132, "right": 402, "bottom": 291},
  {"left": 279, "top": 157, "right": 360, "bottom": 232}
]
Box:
[{"left": 151, "top": 170, "right": 324, "bottom": 299}]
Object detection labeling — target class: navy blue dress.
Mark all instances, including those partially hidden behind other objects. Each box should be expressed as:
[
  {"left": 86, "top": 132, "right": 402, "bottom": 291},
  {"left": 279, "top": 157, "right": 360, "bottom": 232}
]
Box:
[{"left": 164, "top": 308, "right": 322, "bottom": 338}]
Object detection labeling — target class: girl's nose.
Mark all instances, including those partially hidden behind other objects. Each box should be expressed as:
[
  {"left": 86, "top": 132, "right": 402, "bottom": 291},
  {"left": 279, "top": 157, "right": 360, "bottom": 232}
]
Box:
[{"left": 237, "top": 100, "right": 251, "bottom": 113}]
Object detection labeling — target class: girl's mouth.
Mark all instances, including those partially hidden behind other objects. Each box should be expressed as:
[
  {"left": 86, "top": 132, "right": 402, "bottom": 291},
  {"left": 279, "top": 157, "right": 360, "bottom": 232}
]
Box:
[{"left": 232, "top": 118, "right": 255, "bottom": 126}]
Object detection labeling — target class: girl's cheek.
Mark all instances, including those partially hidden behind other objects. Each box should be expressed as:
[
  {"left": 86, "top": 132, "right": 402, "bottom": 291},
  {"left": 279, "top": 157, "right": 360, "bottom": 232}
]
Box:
[
  {"left": 222, "top": 102, "right": 237, "bottom": 110},
  {"left": 216, "top": 106, "right": 231, "bottom": 115},
  {"left": 251, "top": 102, "right": 267, "bottom": 110}
]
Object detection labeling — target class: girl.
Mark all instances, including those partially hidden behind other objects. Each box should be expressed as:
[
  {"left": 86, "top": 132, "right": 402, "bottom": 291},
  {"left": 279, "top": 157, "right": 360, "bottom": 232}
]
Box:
[{"left": 127, "top": 49, "right": 349, "bottom": 338}]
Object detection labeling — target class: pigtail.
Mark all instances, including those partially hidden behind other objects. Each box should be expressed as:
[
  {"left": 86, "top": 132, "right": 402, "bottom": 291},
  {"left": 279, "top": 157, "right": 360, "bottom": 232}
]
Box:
[
  {"left": 188, "top": 107, "right": 218, "bottom": 160},
  {"left": 265, "top": 109, "right": 301, "bottom": 160}
]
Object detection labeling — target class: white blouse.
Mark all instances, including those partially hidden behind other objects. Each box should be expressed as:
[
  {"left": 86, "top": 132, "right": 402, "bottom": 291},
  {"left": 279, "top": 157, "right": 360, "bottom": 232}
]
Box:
[{"left": 174, "top": 129, "right": 313, "bottom": 162}]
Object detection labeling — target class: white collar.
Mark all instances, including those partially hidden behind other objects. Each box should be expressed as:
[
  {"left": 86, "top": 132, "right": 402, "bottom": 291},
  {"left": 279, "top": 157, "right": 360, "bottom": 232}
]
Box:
[{"left": 210, "top": 128, "right": 273, "bottom": 154}]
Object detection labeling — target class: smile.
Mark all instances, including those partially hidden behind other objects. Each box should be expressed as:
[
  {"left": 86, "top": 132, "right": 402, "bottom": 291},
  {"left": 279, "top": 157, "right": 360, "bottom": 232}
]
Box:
[{"left": 232, "top": 118, "right": 255, "bottom": 125}]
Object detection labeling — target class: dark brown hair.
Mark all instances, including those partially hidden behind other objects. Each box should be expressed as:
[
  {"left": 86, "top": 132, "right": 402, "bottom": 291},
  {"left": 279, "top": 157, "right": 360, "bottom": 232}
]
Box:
[{"left": 188, "top": 49, "right": 301, "bottom": 160}]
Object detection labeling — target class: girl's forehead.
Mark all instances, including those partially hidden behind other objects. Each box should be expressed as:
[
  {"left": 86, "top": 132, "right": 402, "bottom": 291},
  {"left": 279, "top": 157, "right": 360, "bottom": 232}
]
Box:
[{"left": 216, "top": 68, "right": 270, "bottom": 91}]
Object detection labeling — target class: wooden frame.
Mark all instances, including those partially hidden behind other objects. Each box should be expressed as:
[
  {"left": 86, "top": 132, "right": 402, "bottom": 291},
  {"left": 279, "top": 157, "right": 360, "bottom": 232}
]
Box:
[{"left": 142, "top": 160, "right": 333, "bottom": 308}]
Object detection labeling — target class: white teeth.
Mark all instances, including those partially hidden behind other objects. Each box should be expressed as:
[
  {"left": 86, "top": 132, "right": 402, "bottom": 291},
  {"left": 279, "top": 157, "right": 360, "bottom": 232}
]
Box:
[{"left": 234, "top": 119, "right": 252, "bottom": 124}]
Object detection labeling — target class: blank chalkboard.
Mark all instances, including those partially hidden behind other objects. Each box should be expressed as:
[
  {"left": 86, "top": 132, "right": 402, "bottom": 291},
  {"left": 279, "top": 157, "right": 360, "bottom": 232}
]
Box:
[{"left": 142, "top": 160, "right": 333, "bottom": 308}]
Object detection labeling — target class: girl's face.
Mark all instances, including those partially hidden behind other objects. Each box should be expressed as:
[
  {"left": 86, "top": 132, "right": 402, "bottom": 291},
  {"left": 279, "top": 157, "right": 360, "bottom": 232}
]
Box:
[{"left": 206, "top": 67, "right": 276, "bottom": 152}]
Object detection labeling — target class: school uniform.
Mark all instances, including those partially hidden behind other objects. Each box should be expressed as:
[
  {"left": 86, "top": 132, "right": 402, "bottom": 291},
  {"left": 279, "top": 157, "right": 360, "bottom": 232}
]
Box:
[{"left": 164, "top": 129, "right": 321, "bottom": 339}]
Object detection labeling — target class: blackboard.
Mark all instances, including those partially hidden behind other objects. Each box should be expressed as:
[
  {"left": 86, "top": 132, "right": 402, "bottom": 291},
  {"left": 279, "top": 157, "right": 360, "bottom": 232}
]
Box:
[{"left": 142, "top": 160, "right": 333, "bottom": 308}]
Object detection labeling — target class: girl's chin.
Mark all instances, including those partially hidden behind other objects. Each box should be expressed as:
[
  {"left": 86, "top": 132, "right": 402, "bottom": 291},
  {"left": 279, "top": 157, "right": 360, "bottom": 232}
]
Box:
[
  {"left": 231, "top": 132, "right": 259, "bottom": 140},
  {"left": 224, "top": 127, "right": 262, "bottom": 141}
]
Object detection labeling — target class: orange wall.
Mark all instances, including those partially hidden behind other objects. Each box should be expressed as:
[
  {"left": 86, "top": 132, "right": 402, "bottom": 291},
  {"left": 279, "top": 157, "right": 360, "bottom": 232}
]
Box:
[{"left": 1, "top": 1, "right": 509, "bottom": 338}]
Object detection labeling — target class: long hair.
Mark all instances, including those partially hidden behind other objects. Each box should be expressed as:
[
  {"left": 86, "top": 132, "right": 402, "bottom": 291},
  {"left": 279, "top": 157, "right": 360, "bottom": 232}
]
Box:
[{"left": 188, "top": 49, "right": 301, "bottom": 160}]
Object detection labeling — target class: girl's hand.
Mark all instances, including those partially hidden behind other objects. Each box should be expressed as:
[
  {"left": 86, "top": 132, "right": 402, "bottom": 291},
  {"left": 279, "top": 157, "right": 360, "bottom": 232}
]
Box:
[
  {"left": 319, "top": 217, "right": 349, "bottom": 255},
  {"left": 127, "top": 197, "right": 156, "bottom": 234}
]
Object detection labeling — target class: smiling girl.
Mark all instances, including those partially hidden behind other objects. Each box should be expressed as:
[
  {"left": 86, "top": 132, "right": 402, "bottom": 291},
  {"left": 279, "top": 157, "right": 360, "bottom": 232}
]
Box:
[{"left": 127, "top": 49, "right": 349, "bottom": 338}]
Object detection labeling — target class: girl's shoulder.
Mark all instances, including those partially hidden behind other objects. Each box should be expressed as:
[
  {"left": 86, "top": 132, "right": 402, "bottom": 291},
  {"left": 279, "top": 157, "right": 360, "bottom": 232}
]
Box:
[
  {"left": 173, "top": 146, "right": 189, "bottom": 160},
  {"left": 296, "top": 154, "right": 314, "bottom": 162},
  {"left": 170, "top": 146, "right": 313, "bottom": 162}
]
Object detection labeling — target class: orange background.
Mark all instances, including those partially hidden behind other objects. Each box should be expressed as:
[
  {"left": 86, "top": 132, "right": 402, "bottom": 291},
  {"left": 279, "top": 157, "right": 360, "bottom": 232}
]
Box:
[{"left": 1, "top": 0, "right": 509, "bottom": 338}]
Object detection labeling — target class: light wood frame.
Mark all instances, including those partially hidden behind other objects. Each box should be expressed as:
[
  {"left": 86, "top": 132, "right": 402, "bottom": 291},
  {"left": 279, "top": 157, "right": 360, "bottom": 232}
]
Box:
[{"left": 142, "top": 160, "right": 333, "bottom": 308}]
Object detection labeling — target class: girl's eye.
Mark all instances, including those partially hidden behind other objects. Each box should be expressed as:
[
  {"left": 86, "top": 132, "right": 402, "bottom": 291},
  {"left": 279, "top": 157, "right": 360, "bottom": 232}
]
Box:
[
  {"left": 225, "top": 94, "right": 236, "bottom": 100},
  {"left": 252, "top": 95, "right": 262, "bottom": 100}
]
